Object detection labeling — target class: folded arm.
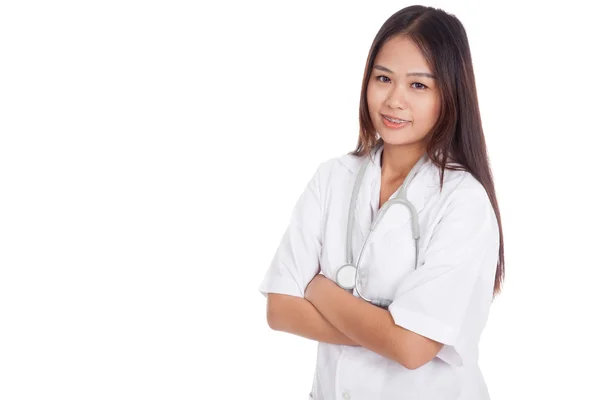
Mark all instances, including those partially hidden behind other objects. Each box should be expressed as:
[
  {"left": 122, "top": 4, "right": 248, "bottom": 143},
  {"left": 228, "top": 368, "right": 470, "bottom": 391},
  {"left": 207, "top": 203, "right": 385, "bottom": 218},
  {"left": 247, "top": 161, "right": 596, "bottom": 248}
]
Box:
[
  {"left": 304, "top": 275, "right": 443, "bottom": 369},
  {"left": 266, "top": 293, "right": 359, "bottom": 346}
]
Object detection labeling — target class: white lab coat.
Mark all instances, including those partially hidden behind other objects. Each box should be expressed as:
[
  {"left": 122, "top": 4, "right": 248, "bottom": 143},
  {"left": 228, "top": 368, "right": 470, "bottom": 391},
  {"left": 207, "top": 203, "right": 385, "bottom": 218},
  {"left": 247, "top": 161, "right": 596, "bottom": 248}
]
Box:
[{"left": 259, "top": 144, "right": 500, "bottom": 400}]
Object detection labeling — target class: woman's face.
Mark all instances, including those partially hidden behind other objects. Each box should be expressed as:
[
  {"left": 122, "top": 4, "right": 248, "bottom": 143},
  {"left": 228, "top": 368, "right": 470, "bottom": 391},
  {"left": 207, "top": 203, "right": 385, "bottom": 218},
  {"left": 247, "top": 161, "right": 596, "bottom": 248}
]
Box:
[{"left": 367, "top": 35, "right": 441, "bottom": 149}]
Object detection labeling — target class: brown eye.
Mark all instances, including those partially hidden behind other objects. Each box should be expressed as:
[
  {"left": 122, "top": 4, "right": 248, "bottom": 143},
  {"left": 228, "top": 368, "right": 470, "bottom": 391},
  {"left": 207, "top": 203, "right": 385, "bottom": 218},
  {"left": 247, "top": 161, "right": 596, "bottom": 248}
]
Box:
[
  {"left": 411, "top": 82, "right": 427, "bottom": 90},
  {"left": 376, "top": 75, "right": 391, "bottom": 83}
]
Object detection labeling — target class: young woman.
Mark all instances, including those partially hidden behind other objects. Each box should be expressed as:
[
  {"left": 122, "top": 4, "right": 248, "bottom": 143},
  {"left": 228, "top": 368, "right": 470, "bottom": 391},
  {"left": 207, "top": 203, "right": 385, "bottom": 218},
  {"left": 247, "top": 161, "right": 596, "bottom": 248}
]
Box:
[{"left": 259, "top": 5, "right": 504, "bottom": 400}]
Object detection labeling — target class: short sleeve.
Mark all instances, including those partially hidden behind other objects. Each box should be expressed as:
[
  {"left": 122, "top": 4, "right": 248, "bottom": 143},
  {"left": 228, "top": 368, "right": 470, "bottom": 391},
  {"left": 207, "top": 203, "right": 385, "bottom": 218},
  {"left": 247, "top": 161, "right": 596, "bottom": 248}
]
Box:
[
  {"left": 387, "top": 180, "right": 500, "bottom": 365},
  {"left": 258, "top": 163, "right": 325, "bottom": 299}
]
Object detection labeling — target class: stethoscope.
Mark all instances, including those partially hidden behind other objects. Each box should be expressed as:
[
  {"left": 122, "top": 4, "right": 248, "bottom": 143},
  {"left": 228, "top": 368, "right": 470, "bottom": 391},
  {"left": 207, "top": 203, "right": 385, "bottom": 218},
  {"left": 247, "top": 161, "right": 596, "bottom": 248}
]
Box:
[{"left": 335, "top": 142, "right": 428, "bottom": 309}]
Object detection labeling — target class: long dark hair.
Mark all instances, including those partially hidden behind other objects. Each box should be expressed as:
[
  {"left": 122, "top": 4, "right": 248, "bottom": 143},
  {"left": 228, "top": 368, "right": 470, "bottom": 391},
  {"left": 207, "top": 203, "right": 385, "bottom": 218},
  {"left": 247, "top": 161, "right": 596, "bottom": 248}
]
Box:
[{"left": 352, "top": 5, "right": 505, "bottom": 296}]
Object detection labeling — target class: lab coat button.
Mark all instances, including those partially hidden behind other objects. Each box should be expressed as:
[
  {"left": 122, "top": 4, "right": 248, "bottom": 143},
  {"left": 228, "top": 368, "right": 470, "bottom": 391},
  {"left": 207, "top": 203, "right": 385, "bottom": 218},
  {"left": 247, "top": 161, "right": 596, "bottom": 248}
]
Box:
[{"left": 342, "top": 392, "right": 351, "bottom": 400}]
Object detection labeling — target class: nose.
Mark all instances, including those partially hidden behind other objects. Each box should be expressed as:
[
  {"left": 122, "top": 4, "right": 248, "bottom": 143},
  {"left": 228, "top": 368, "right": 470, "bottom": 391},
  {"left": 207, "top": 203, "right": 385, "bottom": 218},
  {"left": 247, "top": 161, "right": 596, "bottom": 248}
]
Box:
[{"left": 385, "top": 86, "right": 408, "bottom": 109}]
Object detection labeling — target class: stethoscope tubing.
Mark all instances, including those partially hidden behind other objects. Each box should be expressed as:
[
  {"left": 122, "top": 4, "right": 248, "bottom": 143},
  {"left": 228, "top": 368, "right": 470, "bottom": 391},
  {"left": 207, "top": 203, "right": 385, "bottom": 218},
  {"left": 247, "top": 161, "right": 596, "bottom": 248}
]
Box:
[{"left": 339, "top": 142, "right": 427, "bottom": 307}]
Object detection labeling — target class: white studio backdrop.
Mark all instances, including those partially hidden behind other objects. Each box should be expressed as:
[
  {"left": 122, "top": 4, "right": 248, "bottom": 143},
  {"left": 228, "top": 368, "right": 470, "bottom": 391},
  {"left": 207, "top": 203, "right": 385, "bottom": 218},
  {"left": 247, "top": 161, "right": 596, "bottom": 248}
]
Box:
[{"left": 0, "top": 0, "right": 598, "bottom": 399}]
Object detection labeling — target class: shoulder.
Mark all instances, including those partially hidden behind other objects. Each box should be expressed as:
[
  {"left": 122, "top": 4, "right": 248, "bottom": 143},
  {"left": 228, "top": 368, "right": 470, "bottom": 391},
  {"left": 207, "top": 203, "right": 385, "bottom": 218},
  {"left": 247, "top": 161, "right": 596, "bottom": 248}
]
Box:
[
  {"left": 435, "top": 167, "right": 499, "bottom": 243},
  {"left": 426, "top": 162, "right": 491, "bottom": 207},
  {"left": 446, "top": 170, "right": 492, "bottom": 211},
  {"left": 312, "top": 151, "right": 365, "bottom": 184},
  {"left": 426, "top": 163, "right": 496, "bottom": 226}
]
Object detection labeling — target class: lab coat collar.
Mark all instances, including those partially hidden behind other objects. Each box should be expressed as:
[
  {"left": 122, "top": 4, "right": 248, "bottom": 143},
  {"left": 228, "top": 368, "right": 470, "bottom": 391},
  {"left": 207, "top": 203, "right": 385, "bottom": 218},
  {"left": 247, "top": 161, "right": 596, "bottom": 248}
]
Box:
[
  {"left": 339, "top": 144, "right": 442, "bottom": 188},
  {"left": 352, "top": 145, "right": 440, "bottom": 248}
]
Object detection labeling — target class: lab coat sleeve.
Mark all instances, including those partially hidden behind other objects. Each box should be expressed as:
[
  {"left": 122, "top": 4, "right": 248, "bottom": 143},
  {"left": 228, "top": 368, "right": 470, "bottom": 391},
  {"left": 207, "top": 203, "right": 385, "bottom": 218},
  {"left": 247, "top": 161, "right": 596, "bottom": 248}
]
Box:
[
  {"left": 387, "top": 179, "right": 500, "bottom": 366},
  {"left": 258, "top": 162, "right": 326, "bottom": 299}
]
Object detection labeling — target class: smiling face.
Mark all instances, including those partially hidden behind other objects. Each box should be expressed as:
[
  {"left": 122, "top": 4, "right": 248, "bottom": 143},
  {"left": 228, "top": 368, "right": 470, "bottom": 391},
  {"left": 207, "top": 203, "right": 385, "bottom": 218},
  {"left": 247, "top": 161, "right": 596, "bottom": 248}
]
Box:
[{"left": 367, "top": 35, "right": 441, "bottom": 149}]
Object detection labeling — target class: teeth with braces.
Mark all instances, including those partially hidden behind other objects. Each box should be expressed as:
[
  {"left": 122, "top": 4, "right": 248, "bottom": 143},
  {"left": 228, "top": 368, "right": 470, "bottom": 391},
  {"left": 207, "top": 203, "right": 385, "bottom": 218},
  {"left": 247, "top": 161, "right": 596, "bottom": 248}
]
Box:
[{"left": 384, "top": 116, "right": 408, "bottom": 123}]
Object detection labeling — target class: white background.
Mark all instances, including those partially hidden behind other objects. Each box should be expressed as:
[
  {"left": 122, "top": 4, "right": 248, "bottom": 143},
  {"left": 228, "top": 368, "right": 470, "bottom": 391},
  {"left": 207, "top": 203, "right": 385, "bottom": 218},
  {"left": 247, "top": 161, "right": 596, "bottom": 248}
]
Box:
[{"left": 1, "top": 0, "right": 599, "bottom": 399}]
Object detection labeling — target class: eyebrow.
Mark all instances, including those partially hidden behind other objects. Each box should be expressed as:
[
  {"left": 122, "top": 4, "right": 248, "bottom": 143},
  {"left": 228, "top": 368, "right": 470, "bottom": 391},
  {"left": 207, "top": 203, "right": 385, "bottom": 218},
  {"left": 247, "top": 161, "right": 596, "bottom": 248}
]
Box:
[{"left": 373, "top": 64, "right": 436, "bottom": 79}]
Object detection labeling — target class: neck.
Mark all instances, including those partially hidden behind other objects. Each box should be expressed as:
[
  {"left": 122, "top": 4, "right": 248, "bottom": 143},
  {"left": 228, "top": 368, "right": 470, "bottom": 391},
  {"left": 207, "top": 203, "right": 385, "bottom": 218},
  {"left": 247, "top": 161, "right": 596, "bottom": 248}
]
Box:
[{"left": 380, "top": 142, "right": 427, "bottom": 184}]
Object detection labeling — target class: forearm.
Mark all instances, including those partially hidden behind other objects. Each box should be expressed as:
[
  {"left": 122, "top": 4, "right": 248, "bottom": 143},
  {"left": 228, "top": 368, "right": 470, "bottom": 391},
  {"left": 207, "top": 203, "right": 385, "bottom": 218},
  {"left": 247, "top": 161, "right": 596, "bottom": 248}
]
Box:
[
  {"left": 267, "top": 293, "right": 359, "bottom": 346},
  {"left": 304, "top": 276, "right": 442, "bottom": 369},
  {"left": 305, "top": 282, "right": 401, "bottom": 362}
]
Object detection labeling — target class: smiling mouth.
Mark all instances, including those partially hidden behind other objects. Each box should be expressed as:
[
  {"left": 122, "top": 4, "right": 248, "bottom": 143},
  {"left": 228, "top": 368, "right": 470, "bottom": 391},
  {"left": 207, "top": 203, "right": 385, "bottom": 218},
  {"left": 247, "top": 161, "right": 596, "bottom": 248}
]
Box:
[{"left": 382, "top": 115, "right": 411, "bottom": 123}]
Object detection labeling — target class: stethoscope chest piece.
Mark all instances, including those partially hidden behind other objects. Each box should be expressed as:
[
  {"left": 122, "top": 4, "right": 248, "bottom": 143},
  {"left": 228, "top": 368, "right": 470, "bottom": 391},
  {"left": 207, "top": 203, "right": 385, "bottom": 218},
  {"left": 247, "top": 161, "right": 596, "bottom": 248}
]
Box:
[{"left": 335, "top": 263, "right": 357, "bottom": 290}]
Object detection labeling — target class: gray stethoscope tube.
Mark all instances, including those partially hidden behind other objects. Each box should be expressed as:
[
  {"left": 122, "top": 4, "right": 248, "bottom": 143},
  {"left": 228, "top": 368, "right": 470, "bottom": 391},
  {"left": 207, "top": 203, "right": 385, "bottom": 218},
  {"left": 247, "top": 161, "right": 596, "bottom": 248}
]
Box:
[{"left": 335, "top": 143, "right": 428, "bottom": 308}]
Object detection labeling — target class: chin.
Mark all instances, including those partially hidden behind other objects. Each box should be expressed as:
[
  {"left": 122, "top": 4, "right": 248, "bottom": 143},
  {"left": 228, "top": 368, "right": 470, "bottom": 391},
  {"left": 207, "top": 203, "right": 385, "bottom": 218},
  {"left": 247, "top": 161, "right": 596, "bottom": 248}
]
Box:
[{"left": 378, "top": 129, "right": 424, "bottom": 147}]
